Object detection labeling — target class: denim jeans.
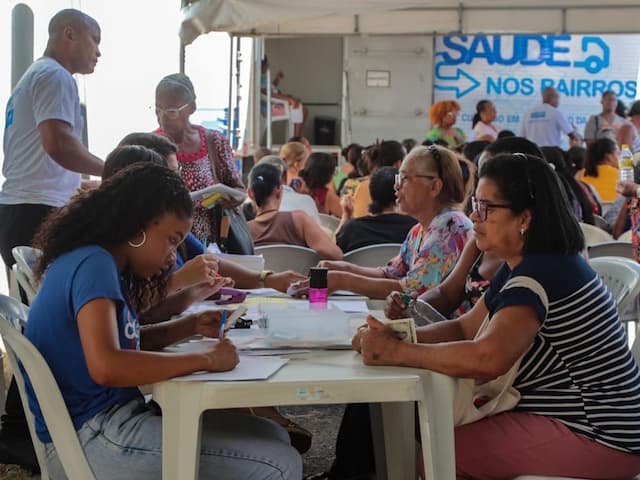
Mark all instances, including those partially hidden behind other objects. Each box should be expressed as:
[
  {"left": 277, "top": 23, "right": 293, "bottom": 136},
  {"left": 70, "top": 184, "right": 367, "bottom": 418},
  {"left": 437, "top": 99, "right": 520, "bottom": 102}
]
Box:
[{"left": 44, "top": 398, "right": 302, "bottom": 479}]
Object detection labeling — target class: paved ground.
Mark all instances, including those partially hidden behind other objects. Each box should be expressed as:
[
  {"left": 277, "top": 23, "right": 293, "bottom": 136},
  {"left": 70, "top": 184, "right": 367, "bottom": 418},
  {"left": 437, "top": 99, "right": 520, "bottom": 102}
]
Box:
[{"left": 281, "top": 404, "right": 344, "bottom": 476}]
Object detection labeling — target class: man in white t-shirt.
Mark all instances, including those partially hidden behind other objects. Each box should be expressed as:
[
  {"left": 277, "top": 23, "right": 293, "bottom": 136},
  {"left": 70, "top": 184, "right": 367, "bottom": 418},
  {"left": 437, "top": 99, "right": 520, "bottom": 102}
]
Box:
[
  {"left": 0, "top": 8, "right": 104, "bottom": 267},
  {"left": 520, "top": 87, "right": 579, "bottom": 148},
  {"left": 0, "top": 9, "right": 104, "bottom": 472}
]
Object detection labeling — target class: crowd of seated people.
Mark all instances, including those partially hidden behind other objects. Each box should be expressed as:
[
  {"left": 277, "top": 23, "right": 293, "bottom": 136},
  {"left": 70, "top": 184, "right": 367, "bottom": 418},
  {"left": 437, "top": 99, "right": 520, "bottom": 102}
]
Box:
[{"left": 6, "top": 16, "right": 640, "bottom": 478}]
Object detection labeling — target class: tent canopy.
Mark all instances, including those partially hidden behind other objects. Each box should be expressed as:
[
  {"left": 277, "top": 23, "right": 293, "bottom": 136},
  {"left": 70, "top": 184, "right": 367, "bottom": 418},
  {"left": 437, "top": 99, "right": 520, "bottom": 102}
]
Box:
[{"left": 180, "top": 0, "right": 640, "bottom": 44}]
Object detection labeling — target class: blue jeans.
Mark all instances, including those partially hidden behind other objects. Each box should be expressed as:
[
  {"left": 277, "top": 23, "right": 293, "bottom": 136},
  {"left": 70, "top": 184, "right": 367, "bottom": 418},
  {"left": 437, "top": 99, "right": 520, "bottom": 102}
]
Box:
[{"left": 44, "top": 398, "right": 302, "bottom": 479}]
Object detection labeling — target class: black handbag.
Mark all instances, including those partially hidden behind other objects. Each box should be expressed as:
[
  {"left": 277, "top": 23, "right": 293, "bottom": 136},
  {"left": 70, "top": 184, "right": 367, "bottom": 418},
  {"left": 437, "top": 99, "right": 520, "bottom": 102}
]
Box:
[
  {"left": 213, "top": 204, "right": 255, "bottom": 255},
  {"left": 204, "top": 131, "right": 255, "bottom": 255}
]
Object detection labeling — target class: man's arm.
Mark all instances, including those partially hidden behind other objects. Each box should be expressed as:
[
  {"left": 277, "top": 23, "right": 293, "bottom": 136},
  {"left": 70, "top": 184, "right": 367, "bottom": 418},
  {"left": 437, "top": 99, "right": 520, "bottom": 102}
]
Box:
[{"left": 38, "top": 119, "right": 104, "bottom": 176}]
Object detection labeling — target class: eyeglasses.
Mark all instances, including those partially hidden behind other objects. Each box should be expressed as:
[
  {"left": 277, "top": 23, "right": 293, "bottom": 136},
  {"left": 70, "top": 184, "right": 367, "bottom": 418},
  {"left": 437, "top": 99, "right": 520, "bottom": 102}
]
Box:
[
  {"left": 395, "top": 172, "right": 437, "bottom": 188},
  {"left": 471, "top": 197, "right": 512, "bottom": 222},
  {"left": 155, "top": 103, "right": 190, "bottom": 120}
]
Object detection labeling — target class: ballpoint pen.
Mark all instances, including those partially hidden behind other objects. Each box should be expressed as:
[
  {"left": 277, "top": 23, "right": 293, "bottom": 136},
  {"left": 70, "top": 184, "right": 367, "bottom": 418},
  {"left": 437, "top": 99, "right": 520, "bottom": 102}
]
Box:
[{"left": 218, "top": 310, "right": 228, "bottom": 339}]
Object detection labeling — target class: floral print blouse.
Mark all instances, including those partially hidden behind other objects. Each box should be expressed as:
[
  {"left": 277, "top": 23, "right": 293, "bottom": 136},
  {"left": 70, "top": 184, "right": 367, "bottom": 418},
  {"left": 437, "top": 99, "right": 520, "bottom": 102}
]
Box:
[
  {"left": 155, "top": 126, "right": 243, "bottom": 243},
  {"left": 382, "top": 208, "right": 473, "bottom": 295}
]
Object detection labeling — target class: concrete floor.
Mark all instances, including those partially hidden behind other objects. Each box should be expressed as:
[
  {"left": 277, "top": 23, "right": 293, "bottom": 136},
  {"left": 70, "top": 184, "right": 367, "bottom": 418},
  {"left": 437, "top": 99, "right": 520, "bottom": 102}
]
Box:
[{"left": 280, "top": 404, "right": 344, "bottom": 476}]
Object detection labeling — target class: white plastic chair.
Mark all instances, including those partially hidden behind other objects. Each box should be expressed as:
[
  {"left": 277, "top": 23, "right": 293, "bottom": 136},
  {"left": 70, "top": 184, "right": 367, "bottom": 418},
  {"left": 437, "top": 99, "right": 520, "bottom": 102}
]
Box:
[
  {"left": 619, "top": 229, "right": 633, "bottom": 242},
  {"left": 589, "top": 256, "right": 640, "bottom": 320},
  {"left": 580, "top": 222, "right": 613, "bottom": 246},
  {"left": 255, "top": 244, "right": 320, "bottom": 275},
  {"left": 588, "top": 241, "right": 634, "bottom": 260},
  {"left": 318, "top": 213, "right": 341, "bottom": 233},
  {"left": 11, "top": 246, "right": 42, "bottom": 305},
  {"left": 343, "top": 243, "right": 401, "bottom": 268},
  {"left": 0, "top": 294, "right": 95, "bottom": 479},
  {"left": 592, "top": 214, "right": 611, "bottom": 233}
]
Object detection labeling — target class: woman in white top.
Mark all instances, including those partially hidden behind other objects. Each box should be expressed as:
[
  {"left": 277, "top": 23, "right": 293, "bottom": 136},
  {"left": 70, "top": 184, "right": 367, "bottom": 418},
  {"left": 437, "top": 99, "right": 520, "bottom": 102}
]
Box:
[{"left": 472, "top": 100, "right": 501, "bottom": 142}]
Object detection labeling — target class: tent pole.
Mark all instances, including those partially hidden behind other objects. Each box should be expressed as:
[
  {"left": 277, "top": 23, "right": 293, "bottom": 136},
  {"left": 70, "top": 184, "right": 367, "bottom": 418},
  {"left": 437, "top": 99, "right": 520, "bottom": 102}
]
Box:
[{"left": 227, "top": 34, "right": 234, "bottom": 143}]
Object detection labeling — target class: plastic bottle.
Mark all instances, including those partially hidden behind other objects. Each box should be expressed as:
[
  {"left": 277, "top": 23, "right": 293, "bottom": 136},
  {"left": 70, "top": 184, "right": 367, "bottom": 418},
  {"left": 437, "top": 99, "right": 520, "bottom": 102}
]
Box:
[
  {"left": 308, "top": 267, "right": 328, "bottom": 309},
  {"left": 619, "top": 144, "right": 634, "bottom": 183},
  {"left": 401, "top": 294, "right": 446, "bottom": 326}
]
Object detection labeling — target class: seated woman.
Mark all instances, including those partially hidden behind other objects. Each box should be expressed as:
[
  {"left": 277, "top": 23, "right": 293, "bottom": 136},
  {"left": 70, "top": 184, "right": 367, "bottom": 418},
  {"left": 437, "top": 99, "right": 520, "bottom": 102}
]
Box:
[
  {"left": 317, "top": 145, "right": 473, "bottom": 299},
  {"left": 279, "top": 141, "right": 309, "bottom": 193},
  {"left": 298, "top": 152, "right": 343, "bottom": 217},
  {"left": 354, "top": 153, "right": 640, "bottom": 479},
  {"left": 25, "top": 163, "right": 302, "bottom": 479},
  {"left": 351, "top": 140, "right": 405, "bottom": 218},
  {"left": 472, "top": 99, "right": 501, "bottom": 142},
  {"left": 582, "top": 137, "right": 620, "bottom": 203},
  {"left": 336, "top": 166, "right": 417, "bottom": 253},
  {"left": 108, "top": 140, "right": 306, "bottom": 317},
  {"left": 568, "top": 145, "right": 602, "bottom": 216},
  {"left": 247, "top": 163, "right": 343, "bottom": 260}
]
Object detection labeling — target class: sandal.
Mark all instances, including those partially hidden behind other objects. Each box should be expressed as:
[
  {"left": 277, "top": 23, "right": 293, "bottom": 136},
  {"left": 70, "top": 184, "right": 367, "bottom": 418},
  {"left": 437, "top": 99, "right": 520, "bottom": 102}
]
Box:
[{"left": 246, "top": 407, "right": 314, "bottom": 454}]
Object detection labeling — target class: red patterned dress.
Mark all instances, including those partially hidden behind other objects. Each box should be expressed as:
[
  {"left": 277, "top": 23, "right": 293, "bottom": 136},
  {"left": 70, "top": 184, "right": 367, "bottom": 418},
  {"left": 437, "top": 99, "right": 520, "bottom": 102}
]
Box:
[{"left": 155, "top": 126, "right": 243, "bottom": 243}]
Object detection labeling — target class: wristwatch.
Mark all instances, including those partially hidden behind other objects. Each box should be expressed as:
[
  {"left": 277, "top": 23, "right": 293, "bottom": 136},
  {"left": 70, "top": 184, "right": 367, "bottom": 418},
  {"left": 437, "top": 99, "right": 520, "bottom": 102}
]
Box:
[{"left": 259, "top": 270, "right": 274, "bottom": 288}]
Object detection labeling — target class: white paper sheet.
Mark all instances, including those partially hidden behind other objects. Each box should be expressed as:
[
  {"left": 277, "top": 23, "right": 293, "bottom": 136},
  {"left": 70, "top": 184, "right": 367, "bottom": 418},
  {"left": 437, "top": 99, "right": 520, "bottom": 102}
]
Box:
[
  {"left": 329, "top": 300, "right": 369, "bottom": 313},
  {"left": 172, "top": 355, "right": 288, "bottom": 381}
]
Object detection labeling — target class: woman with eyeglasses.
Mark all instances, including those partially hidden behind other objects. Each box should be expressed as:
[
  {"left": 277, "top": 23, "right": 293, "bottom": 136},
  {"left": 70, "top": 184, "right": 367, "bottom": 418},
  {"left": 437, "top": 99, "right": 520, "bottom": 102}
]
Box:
[
  {"left": 351, "top": 153, "right": 640, "bottom": 479},
  {"left": 425, "top": 100, "right": 466, "bottom": 149},
  {"left": 154, "top": 73, "right": 244, "bottom": 245},
  {"left": 313, "top": 145, "right": 473, "bottom": 300}
]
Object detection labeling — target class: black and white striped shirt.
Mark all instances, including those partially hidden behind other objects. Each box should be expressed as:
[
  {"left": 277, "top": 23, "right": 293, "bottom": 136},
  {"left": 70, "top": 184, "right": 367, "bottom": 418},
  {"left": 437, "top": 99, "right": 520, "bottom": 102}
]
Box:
[{"left": 485, "top": 253, "right": 640, "bottom": 454}]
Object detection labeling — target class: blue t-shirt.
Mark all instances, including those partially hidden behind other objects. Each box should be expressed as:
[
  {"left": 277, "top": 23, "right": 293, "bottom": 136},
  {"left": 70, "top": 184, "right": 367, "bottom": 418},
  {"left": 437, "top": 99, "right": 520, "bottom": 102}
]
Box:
[
  {"left": 24, "top": 246, "right": 141, "bottom": 443},
  {"left": 175, "top": 232, "right": 204, "bottom": 269}
]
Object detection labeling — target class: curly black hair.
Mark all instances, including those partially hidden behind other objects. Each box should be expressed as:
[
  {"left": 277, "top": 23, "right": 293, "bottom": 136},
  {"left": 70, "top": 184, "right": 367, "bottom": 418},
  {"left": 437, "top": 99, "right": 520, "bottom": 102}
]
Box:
[{"left": 33, "top": 162, "right": 193, "bottom": 312}]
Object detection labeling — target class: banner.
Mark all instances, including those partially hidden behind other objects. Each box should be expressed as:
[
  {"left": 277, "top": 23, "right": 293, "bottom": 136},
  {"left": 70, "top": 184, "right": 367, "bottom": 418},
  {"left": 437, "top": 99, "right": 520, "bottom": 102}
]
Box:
[{"left": 434, "top": 34, "right": 640, "bottom": 143}]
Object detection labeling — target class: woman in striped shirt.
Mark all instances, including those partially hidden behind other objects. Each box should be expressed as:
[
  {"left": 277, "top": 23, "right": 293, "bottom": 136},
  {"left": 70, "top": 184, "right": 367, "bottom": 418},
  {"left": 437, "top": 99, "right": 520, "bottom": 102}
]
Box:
[{"left": 356, "top": 153, "right": 640, "bottom": 478}]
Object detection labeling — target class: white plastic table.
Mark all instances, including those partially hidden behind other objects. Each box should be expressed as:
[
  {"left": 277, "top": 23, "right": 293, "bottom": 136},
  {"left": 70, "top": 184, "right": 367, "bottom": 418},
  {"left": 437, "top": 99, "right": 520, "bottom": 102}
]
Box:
[{"left": 152, "top": 349, "right": 456, "bottom": 480}]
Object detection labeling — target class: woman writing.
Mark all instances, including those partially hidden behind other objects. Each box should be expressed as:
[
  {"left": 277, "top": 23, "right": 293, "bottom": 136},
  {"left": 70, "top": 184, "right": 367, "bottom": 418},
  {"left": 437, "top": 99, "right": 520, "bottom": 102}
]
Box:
[
  {"left": 24, "top": 163, "right": 301, "bottom": 479},
  {"left": 248, "top": 163, "right": 343, "bottom": 260},
  {"left": 355, "top": 153, "right": 640, "bottom": 478}
]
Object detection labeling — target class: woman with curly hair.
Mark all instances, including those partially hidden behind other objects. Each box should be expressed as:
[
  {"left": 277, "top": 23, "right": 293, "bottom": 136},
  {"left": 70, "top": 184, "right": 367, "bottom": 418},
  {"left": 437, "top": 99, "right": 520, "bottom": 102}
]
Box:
[
  {"left": 426, "top": 100, "right": 466, "bottom": 148},
  {"left": 24, "top": 162, "right": 302, "bottom": 479}
]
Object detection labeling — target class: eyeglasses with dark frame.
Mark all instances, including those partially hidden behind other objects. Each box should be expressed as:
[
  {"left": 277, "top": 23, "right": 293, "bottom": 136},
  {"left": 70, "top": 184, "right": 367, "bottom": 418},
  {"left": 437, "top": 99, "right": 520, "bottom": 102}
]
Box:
[
  {"left": 472, "top": 197, "right": 512, "bottom": 222},
  {"left": 395, "top": 172, "right": 437, "bottom": 188},
  {"left": 155, "top": 103, "right": 191, "bottom": 120}
]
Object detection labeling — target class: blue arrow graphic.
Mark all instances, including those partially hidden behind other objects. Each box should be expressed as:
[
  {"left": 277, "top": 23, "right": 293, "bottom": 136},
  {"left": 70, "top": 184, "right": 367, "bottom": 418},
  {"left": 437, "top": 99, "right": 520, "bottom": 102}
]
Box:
[{"left": 434, "top": 62, "right": 481, "bottom": 98}]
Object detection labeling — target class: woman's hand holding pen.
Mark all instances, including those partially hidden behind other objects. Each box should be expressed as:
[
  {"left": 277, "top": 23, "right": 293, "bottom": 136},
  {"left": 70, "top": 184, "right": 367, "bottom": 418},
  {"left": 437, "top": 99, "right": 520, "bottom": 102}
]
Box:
[{"left": 202, "top": 339, "right": 239, "bottom": 372}]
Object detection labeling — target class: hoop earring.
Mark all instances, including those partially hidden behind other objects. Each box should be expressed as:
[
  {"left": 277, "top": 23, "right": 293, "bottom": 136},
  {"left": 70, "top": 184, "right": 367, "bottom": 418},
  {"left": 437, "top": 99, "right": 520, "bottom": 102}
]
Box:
[{"left": 128, "top": 231, "right": 146, "bottom": 248}]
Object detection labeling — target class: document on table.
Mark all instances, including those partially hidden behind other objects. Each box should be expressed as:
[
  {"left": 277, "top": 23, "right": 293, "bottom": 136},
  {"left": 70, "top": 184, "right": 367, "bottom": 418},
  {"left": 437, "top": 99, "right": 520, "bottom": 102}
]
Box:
[
  {"left": 173, "top": 356, "right": 288, "bottom": 382},
  {"left": 171, "top": 352, "right": 288, "bottom": 382}
]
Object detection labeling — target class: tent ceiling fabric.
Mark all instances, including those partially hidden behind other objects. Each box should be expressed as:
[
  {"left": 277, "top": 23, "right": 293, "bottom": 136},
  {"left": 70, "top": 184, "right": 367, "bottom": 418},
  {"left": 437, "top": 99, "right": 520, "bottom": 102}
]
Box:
[{"left": 180, "top": 0, "right": 640, "bottom": 43}]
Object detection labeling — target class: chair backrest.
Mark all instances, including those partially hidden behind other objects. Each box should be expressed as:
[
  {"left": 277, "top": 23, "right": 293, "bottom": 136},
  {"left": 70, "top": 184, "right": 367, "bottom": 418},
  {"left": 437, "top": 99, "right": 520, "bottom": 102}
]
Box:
[
  {"left": 0, "top": 295, "right": 95, "bottom": 479},
  {"left": 580, "top": 222, "right": 613, "bottom": 246},
  {"left": 589, "top": 256, "right": 640, "bottom": 315},
  {"left": 343, "top": 243, "right": 402, "bottom": 268},
  {"left": 619, "top": 229, "right": 633, "bottom": 242},
  {"left": 592, "top": 215, "right": 611, "bottom": 233},
  {"left": 588, "top": 241, "right": 634, "bottom": 260},
  {"left": 254, "top": 244, "right": 320, "bottom": 275},
  {"left": 12, "top": 246, "right": 42, "bottom": 304},
  {"left": 318, "top": 213, "right": 340, "bottom": 233}
]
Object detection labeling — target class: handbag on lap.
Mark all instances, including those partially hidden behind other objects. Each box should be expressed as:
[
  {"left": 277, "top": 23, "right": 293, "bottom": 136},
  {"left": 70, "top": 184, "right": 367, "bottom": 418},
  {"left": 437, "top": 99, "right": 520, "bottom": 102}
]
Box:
[{"left": 453, "top": 275, "right": 548, "bottom": 426}]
